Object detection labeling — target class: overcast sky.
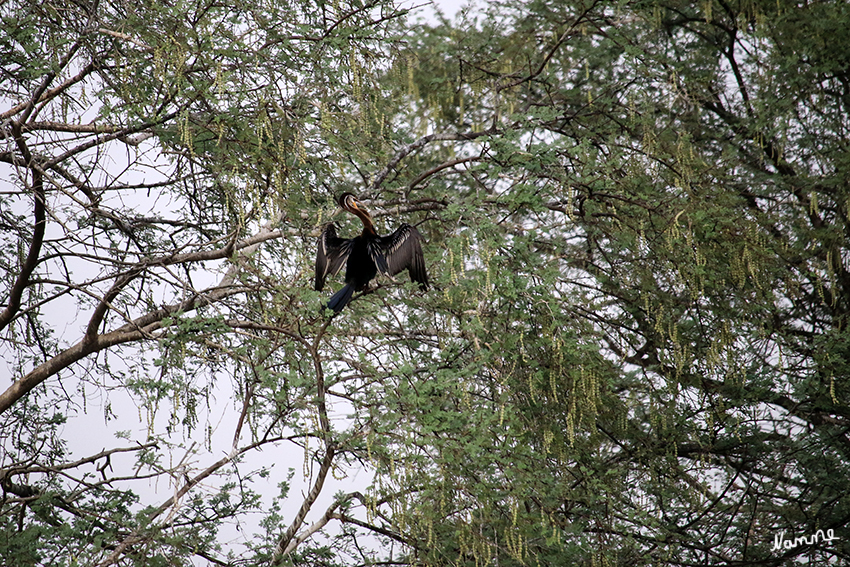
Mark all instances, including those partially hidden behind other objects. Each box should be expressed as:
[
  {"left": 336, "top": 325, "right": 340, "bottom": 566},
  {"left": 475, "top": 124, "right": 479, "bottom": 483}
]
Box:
[{"left": 426, "top": 0, "right": 468, "bottom": 20}]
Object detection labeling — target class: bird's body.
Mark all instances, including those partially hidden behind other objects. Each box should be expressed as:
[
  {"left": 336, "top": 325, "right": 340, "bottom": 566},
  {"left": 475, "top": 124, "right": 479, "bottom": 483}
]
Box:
[
  {"left": 325, "top": 232, "right": 377, "bottom": 313},
  {"left": 315, "top": 193, "right": 428, "bottom": 313}
]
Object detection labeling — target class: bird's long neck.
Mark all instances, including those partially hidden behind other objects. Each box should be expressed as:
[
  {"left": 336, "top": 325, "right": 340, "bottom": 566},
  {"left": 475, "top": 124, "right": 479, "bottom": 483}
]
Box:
[{"left": 353, "top": 209, "right": 378, "bottom": 236}]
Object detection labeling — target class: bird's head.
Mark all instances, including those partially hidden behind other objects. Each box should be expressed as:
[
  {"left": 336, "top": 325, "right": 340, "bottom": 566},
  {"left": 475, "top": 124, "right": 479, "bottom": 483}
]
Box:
[{"left": 338, "top": 192, "right": 371, "bottom": 220}]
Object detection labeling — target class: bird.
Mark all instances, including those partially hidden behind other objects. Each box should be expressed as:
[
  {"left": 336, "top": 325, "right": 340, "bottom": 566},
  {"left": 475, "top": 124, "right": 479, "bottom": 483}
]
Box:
[{"left": 315, "top": 193, "right": 428, "bottom": 313}]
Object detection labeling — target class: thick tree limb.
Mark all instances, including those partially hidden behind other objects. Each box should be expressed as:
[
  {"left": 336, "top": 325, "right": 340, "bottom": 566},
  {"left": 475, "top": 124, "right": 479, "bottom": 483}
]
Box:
[
  {"left": 84, "top": 267, "right": 144, "bottom": 344},
  {"left": 0, "top": 124, "right": 46, "bottom": 332},
  {"left": 22, "top": 121, "right": 126, "bottom": 135}
]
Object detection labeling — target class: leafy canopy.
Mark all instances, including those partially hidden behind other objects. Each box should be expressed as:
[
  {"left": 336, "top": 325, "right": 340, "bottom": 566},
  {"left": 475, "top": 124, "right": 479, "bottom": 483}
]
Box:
[{"left": 1, "top": 0, "right": 849, "bottom": 565}]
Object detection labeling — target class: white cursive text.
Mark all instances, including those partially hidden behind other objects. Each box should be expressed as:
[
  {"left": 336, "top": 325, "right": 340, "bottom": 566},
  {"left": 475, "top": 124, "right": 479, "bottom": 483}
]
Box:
[{"left": 772, "top": 529, "right": 839, "bottom": 552}]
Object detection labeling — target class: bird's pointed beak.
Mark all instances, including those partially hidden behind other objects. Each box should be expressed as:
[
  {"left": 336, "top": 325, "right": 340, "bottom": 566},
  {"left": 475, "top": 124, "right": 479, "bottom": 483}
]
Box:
[{"left": 351, "top": 198, "right": 371, "bottom": 218}]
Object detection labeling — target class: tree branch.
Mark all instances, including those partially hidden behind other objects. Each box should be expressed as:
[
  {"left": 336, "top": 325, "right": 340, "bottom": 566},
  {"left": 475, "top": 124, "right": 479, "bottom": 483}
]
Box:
[
  {"left": 95, "top": 434, "right": 287, "bottom": 567},
  {"left": 496, "top": 0, "right": 599, "bottom": 92},
  {"left": 84, "top": 267, "right": 144, "bottom": 344},
  {"left": 43, "top": 111, "right": 181, "bottom": 170},
  {"left": 408, "top": 156, "right": 482, "bottom": 188},
  {"left": 368, "top": 129, "right": 497, "bottom": 192},
  {"left": 280, "top": 492, "right": 359, "bottom": 556},
  {"left": 0, "top": 123, "right": 46, "bottom": 332},
  {"left": 0, "top": 44, "right": 87, "bottom": 121},
  {"left": 272, "top": 444, "right": 337, "bottom": 564}
]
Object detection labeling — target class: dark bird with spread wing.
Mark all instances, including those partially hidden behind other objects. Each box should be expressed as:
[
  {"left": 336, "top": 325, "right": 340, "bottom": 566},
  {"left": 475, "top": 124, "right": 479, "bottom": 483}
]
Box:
[{"left": 315, "top": 193, "right": 428, "bottom": 313}]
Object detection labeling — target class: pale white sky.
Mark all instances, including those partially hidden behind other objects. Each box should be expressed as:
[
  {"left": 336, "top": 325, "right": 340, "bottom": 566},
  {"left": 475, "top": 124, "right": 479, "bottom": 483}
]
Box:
[{"left": 425, "top": 0, "right": 468, "bottom": 20}]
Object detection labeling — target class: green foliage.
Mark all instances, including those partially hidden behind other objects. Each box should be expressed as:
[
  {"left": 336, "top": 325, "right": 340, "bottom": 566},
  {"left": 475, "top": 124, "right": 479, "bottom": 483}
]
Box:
[
  {"left": 341, "top": 0, "right": 850, "bottom": 565},
  {"left": 3, "top": 0, "right": 850, "bottom": 565}
]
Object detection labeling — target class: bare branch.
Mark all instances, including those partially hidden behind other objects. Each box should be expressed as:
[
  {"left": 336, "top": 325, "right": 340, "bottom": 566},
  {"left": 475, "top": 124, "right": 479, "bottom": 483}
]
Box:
[
  {"left": 273, "top": 444, "right": 337, "bottom": 564},
  {"left": 22, "top": 121, "right": 113, "bottom": 134},
  {"left": 280, "top": 492, "right": 359, "bottom": 556},
  {"left": 0, "top": 123, "right": 46, "bottom": 332},
  {"left": 6, "top": 442, "right": 158, "bottom": 475},
  {"left": 43, "top": 111, "right": 181, "bottom": 170},
  {"left": 0, "top": 57, "right": 91, "bottom": 121},
  {"left": 333, "top": 512, "right": 415, "bottom": 547},
  {"left": 408, "top": 156, "right": 482, "bottom": 188},
  {"left": 84, "top": 267, "right": 144, "bottom": 343},
  {"left": 496, "top": 0, "right": 600, "bottom": 92},
  {"left": 368, "top": 129, "right": 497, "bottom": 192},
  {"left": 94, "top": 433, "right": 288, "bottom": 567},
  {"left": 97, "top": 28, "right": 154, "bottom": 52}
]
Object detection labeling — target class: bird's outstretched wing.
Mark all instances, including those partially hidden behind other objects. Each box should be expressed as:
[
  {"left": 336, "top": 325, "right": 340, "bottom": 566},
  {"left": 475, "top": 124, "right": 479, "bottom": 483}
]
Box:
[
  {"left": 315, "top": 223, "right": 352, "bottom": 291},
  {"left": 376, "top": 223, "right": 428, "bottom": 290}
]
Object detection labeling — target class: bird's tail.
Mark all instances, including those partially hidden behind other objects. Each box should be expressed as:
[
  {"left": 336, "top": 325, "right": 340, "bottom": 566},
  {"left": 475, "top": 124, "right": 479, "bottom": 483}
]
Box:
[{"left": 326, "top": 284, "right": 355, "bottom": 313}]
